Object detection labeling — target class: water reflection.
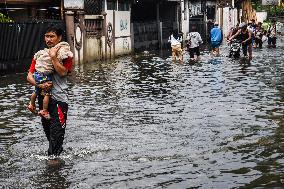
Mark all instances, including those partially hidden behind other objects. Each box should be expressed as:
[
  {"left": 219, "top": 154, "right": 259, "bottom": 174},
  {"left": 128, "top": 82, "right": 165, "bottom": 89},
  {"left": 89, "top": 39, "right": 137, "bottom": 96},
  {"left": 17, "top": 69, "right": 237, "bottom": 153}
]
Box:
[
  {"left": 32, "top": 160, "right": 69, "bottom": 189},
  {"left": 0, "top": 40, "right": 283, "bottom": 188}
]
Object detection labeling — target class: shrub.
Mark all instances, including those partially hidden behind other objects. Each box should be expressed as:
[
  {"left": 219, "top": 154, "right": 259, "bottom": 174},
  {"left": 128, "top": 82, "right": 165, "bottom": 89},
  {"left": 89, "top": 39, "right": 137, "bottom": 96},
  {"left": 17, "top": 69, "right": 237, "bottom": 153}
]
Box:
[{"left": 0, "top": 13, "right": 13, "bottom": 23}]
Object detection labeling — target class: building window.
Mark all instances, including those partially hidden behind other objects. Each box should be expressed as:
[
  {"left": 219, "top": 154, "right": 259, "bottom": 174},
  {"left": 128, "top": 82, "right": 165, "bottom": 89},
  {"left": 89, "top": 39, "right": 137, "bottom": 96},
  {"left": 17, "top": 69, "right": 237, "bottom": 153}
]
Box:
[
  {"left": 107, "top": 0, "right": 116, "bottom": 10},
  {"left": 118, "top": 0, "right": 129, "bottom": 11}
]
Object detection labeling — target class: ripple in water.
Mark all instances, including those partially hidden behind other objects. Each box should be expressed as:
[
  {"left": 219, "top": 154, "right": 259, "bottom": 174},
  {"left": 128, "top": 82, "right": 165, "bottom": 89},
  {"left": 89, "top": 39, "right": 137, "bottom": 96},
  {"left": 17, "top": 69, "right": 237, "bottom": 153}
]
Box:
[{"left": 0, "top": 41, "right": 284, "bottom": 188}]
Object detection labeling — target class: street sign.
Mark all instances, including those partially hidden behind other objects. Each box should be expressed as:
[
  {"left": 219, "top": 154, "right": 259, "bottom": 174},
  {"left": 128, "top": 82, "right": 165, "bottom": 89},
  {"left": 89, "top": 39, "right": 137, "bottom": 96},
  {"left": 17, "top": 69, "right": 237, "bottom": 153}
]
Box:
[{"left": 262, "top": 0, "right": 279, "bottom": 5}]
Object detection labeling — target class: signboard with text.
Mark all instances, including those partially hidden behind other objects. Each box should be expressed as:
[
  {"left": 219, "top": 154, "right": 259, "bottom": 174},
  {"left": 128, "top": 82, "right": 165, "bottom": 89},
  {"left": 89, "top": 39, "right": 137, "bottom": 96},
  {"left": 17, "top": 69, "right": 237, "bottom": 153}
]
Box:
[
  {"left": 262, "top": 0, "right": 278, "bottom": 5},
  {"left": 64, "top": 0, "right": 84, "bottom": 9}
]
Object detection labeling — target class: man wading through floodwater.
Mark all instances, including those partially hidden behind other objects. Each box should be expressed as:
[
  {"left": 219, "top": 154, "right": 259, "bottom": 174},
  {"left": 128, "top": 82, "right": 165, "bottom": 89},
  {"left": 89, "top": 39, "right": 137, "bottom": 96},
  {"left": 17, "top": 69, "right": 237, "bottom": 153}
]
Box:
[{"left": 27, "top": 25, "right": 73, "bottom": 161}]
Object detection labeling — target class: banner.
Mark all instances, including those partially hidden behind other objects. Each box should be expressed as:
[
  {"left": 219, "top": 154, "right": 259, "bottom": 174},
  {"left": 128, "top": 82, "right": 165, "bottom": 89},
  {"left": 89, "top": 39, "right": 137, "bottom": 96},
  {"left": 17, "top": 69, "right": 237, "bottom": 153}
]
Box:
[
  {"left": 262, "top": 0, "right": 279, "bottom": 5},
  {"left": 64, "top": 0, "right": 84, "bottom": 9}
]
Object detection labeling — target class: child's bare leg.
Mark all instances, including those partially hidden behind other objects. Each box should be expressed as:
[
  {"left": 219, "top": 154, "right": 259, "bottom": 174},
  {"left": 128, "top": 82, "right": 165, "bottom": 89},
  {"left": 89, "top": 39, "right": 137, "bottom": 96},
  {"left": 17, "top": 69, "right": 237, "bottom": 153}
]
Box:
[
  {"left": 172, "top": 51, "right": 176, "bottom": 62},
  {"left": 179, "top": 53, "right": 183, "bottom": 63},
  {"left": 28, "top": 92, "right": 38, "bottom": 114},
  {"left": 30, "top": 92, "right": 37, "bottom": 107},
  {"left": 38, "top": 94, "right": 51, "bottom": 119},
  {"left": 43, "top": 95, "right": 50, "bottom": 111}
]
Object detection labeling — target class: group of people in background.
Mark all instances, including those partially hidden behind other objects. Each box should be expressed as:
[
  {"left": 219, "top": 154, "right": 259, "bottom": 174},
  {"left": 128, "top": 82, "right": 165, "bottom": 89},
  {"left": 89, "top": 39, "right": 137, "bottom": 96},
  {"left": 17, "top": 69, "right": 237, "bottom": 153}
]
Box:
[
  {"left": 168, "top": 19, "right": 279, "bottom": 62},
  {"left": 227, "top": 19, "right": 278, "bottom": 59}
]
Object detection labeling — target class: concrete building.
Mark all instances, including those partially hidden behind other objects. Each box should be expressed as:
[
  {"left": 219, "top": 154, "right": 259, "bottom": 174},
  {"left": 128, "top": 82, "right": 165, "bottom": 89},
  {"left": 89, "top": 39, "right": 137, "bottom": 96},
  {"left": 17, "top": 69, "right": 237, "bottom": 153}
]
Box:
[
  {"left": 1, "top": 0, "right": 259, "bottom": 66},
  {"left": 180, "top": 0, "right": 218, "bottom": 42},
  {"left": 81, "top": 0, "right": 132, "bottom": 63}
]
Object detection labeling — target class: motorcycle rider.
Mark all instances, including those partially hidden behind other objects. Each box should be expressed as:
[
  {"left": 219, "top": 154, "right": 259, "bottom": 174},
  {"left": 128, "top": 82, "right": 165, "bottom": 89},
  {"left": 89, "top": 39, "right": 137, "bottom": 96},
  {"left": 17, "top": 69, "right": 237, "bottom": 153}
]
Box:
[
  {"left": 229, "top": 22, "right": 252, "bottom": 60},
  {"left": 227, "top": 23, "right": 241, "bottom": 58},
  {"left": 226, "top": 23, "right": 239, "bottom": 41}
]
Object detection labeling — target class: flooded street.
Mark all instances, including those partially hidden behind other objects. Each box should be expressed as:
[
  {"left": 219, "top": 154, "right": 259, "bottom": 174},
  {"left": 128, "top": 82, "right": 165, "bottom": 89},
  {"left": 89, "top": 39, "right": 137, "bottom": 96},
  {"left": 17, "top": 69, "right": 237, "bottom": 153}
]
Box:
[{"left": 1, "top": 39, "right": 284, "bottom": 188}]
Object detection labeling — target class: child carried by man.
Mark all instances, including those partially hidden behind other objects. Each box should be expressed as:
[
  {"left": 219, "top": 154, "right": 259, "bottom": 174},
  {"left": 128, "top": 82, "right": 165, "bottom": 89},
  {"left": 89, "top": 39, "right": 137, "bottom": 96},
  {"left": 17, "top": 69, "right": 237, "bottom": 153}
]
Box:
[{"left": 27, "top": 41, "right": 73, "bottom": 119}]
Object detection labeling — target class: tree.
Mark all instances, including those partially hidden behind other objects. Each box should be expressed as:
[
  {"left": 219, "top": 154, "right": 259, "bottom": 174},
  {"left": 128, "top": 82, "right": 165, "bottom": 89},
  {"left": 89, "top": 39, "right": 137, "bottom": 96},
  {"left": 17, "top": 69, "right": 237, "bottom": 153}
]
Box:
[{"left": 251, "top": 0, "right": 284, "bottom": 17}]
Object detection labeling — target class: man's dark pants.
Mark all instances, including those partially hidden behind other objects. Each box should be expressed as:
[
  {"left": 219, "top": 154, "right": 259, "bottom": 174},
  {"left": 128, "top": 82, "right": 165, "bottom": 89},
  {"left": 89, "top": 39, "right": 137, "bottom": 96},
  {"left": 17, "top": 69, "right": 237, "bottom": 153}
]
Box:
[{"left": 38, "top": 95, "right": 68, "bottom": 156}]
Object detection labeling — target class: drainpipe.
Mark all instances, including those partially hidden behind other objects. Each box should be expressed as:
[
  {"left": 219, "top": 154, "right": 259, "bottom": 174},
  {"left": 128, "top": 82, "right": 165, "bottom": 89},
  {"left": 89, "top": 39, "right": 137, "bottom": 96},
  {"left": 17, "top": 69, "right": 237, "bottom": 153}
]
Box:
[
  {"left": 78, "top": 11, "right": 85, "bottom": 64},
  {"left": 60, "top": 0, "right": 64, "bottom": 20},
  {"left": 157, "top": 1, "right": 162, "bottom": 49},
  {"left": 179, "top": 0, "right": 181, "bottom": 33},
  {"left": 102, "top": 11, "right": 107, "bottom": 60},
  {"left": 203, "top": 0, "right": 207, "bottom": 44},
  {"left": 112, "top": 9, "right": 115, "bottom": 59}
]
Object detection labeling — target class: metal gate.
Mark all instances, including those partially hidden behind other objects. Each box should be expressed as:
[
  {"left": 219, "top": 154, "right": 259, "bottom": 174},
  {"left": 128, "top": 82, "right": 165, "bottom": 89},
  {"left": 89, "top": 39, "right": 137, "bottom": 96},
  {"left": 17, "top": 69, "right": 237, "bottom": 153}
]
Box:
[{"left": 133, "top": 21, "right": 159, "bottom": 52}]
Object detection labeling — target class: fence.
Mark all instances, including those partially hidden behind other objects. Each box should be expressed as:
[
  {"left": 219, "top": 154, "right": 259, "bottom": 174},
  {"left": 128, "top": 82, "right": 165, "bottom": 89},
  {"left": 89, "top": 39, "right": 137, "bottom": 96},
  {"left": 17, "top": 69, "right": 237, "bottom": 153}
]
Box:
[
  {"left": 132, "top": 21, "right": 178, "bottom": 51},
  {"left": 0, "top": 21, "right": 65, "bottom": 74},
  {"left": 133, "top": 21, "right": 159, "bottom": 51}
]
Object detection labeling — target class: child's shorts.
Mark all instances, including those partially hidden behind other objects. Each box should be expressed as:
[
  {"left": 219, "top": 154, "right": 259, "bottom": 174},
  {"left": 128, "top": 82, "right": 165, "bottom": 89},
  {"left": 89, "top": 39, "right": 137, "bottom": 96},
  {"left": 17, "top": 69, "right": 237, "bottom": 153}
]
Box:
[
  {"left": 33, "top": 71, "right": 52, "bottom": 96},
  {"left": 171, "top": 44, "right": 183, "bottom": 57}
]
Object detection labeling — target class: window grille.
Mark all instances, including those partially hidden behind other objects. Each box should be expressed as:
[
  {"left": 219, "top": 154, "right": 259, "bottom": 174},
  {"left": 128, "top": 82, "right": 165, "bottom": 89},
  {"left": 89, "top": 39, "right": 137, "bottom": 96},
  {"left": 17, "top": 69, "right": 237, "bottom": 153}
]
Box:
[
  {"left": 84, "top": 0, "right": 103, "bottom": 15},
  {"left": 107, "top": 0, "right": 117, "bottom": 10},
  {"left": 85, "top": 15, "right": 104, "bottom": 38},
  {"left": 118, "top": 0, "right": 129, "bottom": 11}
]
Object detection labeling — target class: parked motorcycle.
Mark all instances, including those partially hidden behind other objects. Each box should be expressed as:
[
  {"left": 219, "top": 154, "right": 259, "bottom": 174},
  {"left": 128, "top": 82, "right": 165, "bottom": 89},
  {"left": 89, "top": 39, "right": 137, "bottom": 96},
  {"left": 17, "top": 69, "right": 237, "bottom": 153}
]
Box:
[{"left": 228, "top": 39, "right": 241, "bottom": 59}]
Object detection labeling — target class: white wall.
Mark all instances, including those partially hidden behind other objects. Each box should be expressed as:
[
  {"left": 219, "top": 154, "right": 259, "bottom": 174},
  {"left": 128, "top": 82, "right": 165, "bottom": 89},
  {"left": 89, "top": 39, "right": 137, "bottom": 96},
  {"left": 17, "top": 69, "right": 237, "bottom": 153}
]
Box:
[
  {"left": 105, "top": 10, "right": 132, "bottom": 57},
  {"left": 85, "top": 38, "right": 104, "bottom": 62},
  {"left": 115, "top": 11, "right": 130, "bottom": 37},
  {"left": 216, "top": 7, "right": 238, "bottom": 37},
  {"left": 256, "top": 12, "right": 267, "bottom": 23},
  {"left": 114, "top": 11, "right": 132, "bottom": 55}
]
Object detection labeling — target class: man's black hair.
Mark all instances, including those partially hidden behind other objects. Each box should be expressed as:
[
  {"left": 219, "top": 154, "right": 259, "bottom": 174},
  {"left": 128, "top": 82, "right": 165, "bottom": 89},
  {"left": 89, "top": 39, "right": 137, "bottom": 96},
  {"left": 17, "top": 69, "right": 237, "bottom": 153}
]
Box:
[{"left": 45, "top": 24, "right": 64, "bottom": 37}]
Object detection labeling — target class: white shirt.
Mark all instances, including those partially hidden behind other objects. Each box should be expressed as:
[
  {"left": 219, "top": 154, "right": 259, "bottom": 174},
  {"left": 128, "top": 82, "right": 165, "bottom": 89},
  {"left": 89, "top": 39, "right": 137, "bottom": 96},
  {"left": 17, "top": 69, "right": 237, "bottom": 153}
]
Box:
[
  {"left": 168, "top": 34, "right": 182, "bottom": 46},
  {"left": 187, "top": 32, "right": 203, "bottom": 48}
]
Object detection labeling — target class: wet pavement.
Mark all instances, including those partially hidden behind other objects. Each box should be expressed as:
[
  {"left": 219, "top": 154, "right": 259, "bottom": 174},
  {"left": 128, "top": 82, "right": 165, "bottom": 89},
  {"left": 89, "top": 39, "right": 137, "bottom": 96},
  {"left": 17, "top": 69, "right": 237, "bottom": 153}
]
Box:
[{"left": 0, "top": 39, "right": 284, "bottom": 189}]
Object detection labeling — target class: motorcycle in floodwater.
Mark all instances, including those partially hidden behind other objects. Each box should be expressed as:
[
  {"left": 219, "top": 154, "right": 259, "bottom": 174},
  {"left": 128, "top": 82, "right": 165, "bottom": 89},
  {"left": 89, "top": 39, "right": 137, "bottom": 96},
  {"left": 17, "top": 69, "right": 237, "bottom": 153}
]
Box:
[{"left": 228, "top": 39, "right": 241, "bottom": 59}]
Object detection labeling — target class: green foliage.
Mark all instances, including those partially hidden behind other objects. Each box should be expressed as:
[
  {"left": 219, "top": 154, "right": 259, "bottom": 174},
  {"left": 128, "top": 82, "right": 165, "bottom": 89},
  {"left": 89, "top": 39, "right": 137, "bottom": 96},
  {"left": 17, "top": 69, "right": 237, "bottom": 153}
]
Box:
[
  {"left": 0, "top": 12, "right": 13, "bottom": 23},
  {"left": 251, "top": 0, "right": 284, "bottom": 17},
  {"left": 268, "top": 5, "right": 284, "bottom": 17},
  {"left": 262, "top": 21, "right": 270, "bottom": 30}
]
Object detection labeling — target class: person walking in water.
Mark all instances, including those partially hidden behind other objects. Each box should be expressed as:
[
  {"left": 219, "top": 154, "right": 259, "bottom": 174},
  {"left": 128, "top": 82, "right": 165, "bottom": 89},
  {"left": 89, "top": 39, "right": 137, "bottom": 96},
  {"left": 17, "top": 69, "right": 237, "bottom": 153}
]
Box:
[
  {"left": 27, "top": 25, "right": 73, "bottom": 159},
  {"left": 229, "top": 22, "right": 253, "bottom": 60},
  {"left": 254, "top": 24, "right": 264, "bottom": 48},
  {"left": 267, "top": 20, "right": 277, "bottom": 48},
  {"left": 210, "top": 22, "right": 223, "bottom": 56},
  {"left": 168, "top": 30, "right": 183, "bottom": 63},
  {"left": 186, "top": 26, "right": 203, "bottom": 62}
]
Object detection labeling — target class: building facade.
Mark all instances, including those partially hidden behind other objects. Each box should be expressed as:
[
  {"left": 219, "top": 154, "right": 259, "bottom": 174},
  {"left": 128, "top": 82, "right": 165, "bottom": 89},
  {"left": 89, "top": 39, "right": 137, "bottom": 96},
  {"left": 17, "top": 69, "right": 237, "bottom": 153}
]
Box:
[{"left": 0, "top": 0, "right": 259, "bottom": 66}]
